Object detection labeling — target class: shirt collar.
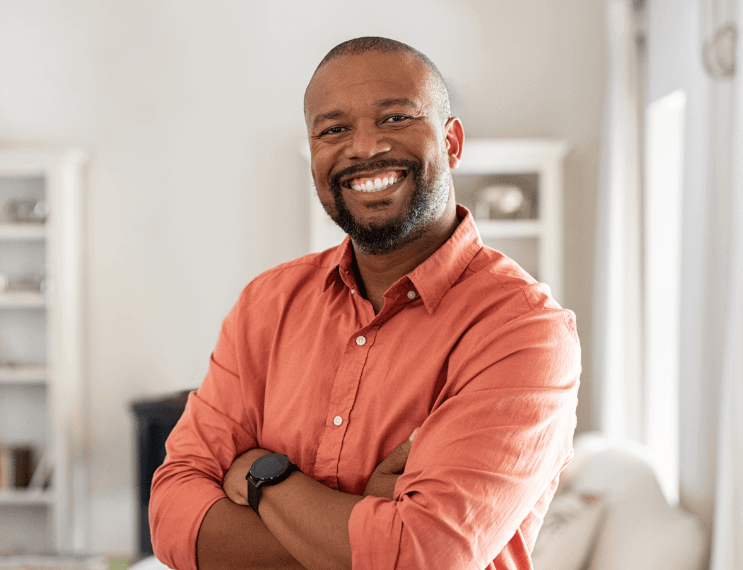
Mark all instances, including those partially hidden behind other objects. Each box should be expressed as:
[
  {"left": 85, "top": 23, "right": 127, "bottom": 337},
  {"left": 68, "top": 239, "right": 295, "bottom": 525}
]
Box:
[{"left": 323, "top": 205, "right": 483, "bottom": 313}]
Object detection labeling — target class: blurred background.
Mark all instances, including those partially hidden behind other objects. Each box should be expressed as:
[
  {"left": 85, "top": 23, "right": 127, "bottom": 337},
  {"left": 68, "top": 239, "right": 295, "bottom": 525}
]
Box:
[{"left": 0, "top": 1, "right": 740, "bottom": 568}]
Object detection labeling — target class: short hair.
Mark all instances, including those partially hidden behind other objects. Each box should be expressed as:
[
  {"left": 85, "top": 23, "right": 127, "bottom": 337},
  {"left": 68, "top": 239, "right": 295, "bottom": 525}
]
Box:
[{"left": 308, "top": 36, "right": 452, "bottom": 123}]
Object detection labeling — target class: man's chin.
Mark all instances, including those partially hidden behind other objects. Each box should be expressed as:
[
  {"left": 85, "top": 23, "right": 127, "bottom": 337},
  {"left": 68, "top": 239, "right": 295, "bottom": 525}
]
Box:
[{"left": 344, "top": 219, "right": 423, "bottom": 255}]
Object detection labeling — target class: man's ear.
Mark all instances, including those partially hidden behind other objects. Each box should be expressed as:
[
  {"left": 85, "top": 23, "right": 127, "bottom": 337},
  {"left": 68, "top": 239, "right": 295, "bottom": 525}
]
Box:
[{"left": 444, "top": 117, "right": 464, "bottom": 169}]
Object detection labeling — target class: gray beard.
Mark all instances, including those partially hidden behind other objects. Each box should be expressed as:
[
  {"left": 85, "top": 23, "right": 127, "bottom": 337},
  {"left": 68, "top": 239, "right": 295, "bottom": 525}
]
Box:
[{"left": 326, "top": 158, "right": 450, "bottom": 255}]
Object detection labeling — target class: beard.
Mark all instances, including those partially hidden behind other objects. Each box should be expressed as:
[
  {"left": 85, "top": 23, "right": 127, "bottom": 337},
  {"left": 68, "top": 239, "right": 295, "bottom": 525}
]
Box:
[{"left": 325, "top": 157, "right": 450, "bottom": 255}]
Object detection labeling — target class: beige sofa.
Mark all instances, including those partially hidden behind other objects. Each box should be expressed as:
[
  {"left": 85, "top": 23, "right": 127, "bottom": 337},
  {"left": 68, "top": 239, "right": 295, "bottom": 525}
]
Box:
[{"left": 532, "top": 432, "right": 708, "bottom": 570}]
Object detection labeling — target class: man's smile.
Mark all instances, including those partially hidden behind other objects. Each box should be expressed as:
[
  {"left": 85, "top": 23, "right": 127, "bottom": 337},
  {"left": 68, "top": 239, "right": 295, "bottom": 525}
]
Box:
[{"left": 346, "top": 170, "right": 407, "bottom": 192}]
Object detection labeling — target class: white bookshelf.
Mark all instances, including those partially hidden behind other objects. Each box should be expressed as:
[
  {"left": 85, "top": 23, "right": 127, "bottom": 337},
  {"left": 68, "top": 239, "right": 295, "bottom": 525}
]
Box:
[
  {"left": 303, "top": 138, "right": 569, "bottom": 304},
  {"left": 0, "top": 148, "right": 87, "bottom": 555},
  {"left": 452, "top": 139, "right": 569, "bottom": 303}
]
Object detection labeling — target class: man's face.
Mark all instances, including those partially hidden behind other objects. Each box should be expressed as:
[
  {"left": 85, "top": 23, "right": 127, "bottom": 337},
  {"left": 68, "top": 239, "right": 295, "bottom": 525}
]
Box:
[{"left": 304, "top": 52, "right": 459, "bottom": 254}]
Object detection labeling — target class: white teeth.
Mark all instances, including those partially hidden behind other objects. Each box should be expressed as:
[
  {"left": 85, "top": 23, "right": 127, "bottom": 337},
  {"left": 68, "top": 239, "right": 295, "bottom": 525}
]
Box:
[{"left": 350, "top": 175, "right": 401, "bottom": 192}]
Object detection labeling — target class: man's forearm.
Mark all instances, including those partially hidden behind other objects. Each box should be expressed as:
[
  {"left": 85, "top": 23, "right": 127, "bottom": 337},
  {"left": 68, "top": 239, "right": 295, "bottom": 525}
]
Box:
[
  {"left": 258, "top": 471, "right": 364, "bottom": 570},
  {"left": 196, "top": 497, "right": 306, "bottom": 570}
]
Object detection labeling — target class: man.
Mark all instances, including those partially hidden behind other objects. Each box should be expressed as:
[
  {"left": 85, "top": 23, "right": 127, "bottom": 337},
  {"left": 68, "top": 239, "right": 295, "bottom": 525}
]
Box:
[{"left": 150, "top": 37, "right": 580, "bottom": 570}]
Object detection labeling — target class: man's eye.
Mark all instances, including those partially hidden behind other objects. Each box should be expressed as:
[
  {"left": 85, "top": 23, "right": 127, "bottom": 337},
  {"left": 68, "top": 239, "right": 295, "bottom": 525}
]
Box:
[
  {"left": 321, "top": 126, "right": 346, "bottom": 136},
  {"left": 384, "top": 115, "right": 409, "bottom": 123}
]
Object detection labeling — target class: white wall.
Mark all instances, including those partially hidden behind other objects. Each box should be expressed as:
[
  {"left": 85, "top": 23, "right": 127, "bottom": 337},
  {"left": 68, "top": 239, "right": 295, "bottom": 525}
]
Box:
[{"left": 0, "top": 0, "right": 606, "bottom": 555}]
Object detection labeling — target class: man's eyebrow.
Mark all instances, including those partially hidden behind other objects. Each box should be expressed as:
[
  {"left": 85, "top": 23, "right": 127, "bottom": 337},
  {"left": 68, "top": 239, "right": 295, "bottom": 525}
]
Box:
[{"left": 312, "top": 109, "right": 345, "bottom": 129}]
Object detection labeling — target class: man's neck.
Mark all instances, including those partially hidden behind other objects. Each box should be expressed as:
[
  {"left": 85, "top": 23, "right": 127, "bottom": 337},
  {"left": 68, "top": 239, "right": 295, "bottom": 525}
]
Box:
[{"left": 352, "top": 201, "right": 459, "bottom": 314}]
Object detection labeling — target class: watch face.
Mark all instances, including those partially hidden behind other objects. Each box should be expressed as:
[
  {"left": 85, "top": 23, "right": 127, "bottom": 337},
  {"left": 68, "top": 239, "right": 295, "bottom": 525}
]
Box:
[{"left": 251, "top": 453, "right": 290, "bottom": 481}]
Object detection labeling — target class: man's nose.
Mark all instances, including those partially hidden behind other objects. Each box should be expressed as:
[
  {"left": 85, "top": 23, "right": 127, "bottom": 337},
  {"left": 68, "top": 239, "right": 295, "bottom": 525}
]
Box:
[{"left": 344, "top": 123, "right": 392, "bottom": 160}]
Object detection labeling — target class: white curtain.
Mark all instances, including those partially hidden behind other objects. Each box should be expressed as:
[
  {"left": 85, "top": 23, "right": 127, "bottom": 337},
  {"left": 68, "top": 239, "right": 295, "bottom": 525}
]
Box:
[
  {"left": 596, "top": 0, "right": 743, "bottom": 564},
  {"left": 592, "top": 0, "right": 644, "bottom": 442},
  {"left": 709, "top": 0, "right": 743, "bottom": 566}
]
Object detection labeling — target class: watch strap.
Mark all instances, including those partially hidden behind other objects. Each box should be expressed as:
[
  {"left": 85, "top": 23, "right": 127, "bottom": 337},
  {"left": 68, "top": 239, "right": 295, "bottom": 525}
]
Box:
[{"left": 247, "top": 474, "right": 263, "bottom": 515}]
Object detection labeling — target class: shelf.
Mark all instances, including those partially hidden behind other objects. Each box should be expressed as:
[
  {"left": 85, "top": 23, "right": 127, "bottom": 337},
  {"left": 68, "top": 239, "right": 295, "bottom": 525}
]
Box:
[
  {"left": 0, "top": 224, "right": 46, "bottom": 241},
  {"left": 0, "top": 488, "right": 54, "bottom": 506},
  {"left": 0, "top": 292, "right": 46, "bottom": 308},
  {"left": 0, "top": 365, "right": 47, "bottom": 384},
  {"left": 475, "top": 219, "right": 542, "bottom": 238}
]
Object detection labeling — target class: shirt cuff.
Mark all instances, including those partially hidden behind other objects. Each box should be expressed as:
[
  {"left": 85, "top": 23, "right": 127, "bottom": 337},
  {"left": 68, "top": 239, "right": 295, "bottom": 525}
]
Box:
[
  {"left": 150, "top": 477, "right": 226, "bottom": 570},
  {"left": 349, "top": 496, "right": 402, "bottom": 569}
]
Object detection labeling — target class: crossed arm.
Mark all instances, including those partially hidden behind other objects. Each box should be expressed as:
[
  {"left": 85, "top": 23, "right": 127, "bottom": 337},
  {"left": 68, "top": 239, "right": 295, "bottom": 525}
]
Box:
[{"left": 196, "top": 433, "right": 416, "bottom": 570}]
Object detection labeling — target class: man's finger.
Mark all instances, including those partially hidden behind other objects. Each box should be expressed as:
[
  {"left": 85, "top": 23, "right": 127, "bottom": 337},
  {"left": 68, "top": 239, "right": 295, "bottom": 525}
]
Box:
[{"left": 380, "top": 428, "right": 419, "bottom": 474}]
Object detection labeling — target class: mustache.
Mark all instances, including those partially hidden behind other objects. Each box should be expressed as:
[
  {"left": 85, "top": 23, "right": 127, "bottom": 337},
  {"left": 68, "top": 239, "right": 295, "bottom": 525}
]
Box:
[{"left": 329, "top": 158, "right": 420, "bottom": 187}]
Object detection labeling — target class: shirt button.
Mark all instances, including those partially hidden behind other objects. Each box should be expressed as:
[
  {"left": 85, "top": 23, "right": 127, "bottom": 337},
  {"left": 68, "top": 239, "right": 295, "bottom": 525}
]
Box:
[
  {"left": 351, "top": 289, "right": 356, "bottom": 295},
  {"left": 407, "top": 290, "right": 416, "bottom": 299},
  {"left": 356, "top": 335, "right": 366, "bottom": 346},
  {"left": 333, "top": 416, "right": 343, "bottom": 426}
]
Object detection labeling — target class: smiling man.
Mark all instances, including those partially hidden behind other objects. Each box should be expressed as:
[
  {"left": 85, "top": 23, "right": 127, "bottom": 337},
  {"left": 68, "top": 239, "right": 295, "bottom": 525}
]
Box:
[{"left": 150, "top": 37, "right": 580, "bottom": 570}]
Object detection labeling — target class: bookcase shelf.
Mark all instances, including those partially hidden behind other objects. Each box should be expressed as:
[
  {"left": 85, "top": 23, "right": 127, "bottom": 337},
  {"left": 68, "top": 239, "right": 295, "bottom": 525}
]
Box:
[
  {"left": 475, "top": 219, "right": 543, "bottom": 239},
  {"left": 0, "top": 488, "right": 54, "bottom": 506},
  {"left": 0, "top": 292, "right": 46, "bottom": 309},
  {"left": 0, "top": 224, "right": 46, "bottom": 241},
  {"left": 0, "top": 365, "right": 47, "bottom": 385}
]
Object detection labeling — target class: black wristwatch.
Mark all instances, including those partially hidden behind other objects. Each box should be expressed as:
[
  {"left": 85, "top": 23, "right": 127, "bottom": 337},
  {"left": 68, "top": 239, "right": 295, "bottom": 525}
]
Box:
[{"left": 246, "top": 453, "right": 298, "bottom": 516}]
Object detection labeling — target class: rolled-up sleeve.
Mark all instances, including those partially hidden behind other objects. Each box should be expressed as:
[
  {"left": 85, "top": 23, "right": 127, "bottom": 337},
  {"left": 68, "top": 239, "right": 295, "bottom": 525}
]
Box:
[
  {"left": 149, "top": 298, "right": 258, "bottom": 570},
  {"left": 348, "top": 308, "right": 581, "bottom": 569}
]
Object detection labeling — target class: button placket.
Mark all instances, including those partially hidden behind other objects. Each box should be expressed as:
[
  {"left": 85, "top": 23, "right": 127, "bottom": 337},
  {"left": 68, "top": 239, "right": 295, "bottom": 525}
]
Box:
[{"left": 313, "top": 326, "right": 377, "bottom": 488}]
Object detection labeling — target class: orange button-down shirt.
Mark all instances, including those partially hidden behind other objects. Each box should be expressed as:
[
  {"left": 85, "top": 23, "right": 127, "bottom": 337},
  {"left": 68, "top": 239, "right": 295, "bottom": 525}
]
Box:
[{"left": 150, "top": 206, "right": 581, "bottom": 570}]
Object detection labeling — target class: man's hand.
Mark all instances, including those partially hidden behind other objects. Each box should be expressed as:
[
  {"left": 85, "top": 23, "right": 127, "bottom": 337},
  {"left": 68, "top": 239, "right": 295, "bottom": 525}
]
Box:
[
  {"left": 222, "top": 447, "right": 272, "bottom": 505},
  {"left": 364, "top": 428, "right": 419, "bottom": 500}
]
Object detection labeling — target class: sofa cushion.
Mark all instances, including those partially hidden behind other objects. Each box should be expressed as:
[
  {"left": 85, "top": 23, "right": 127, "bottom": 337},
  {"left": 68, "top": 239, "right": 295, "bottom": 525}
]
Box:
[{"left": 531, "top": 490, "right": 607, "bottom": 570}]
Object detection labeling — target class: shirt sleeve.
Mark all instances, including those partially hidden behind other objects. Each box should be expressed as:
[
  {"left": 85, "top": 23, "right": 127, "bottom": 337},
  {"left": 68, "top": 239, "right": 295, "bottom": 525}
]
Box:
[
  {"left": 348, "top": 307, "right": 581, "bottom": 570},
  {"left": 149, "top": 296, "right": 259, "bottom": 570}
]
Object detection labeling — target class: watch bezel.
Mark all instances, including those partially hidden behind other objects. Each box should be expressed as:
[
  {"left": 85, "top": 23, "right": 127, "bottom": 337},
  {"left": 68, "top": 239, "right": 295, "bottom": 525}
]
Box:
[{"left": 248, "top": 453, "right": 292, "bottom": 485}]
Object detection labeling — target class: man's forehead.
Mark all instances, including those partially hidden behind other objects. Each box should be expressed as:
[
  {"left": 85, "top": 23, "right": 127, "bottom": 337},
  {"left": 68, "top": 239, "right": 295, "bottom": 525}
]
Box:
[{"left": 305, "top": 51, "right": 435, "bottom": 118}]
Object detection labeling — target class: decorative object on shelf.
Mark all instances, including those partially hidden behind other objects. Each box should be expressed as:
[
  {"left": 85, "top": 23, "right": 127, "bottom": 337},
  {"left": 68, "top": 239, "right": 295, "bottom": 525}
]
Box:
[
  {"left": 474, "top": 184, "right": 530, "bottom": 220},
  {"left": 6, "top": 198, "right": 49, "bottom": 223},
  {"left": 0, "top": 445, "right": 36, "bottom": 489},
  {"left": 27, "top": 449, "right": 53, "bottom": 490},
  {"left": 2, "top": 274, "right": 49, "bottom": 295},
  {"left": 0, "top": 446, "right": 8, "bottom": 489},
  {"left": 11, "top": 447, "right": 34, "bottom": 488}
]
